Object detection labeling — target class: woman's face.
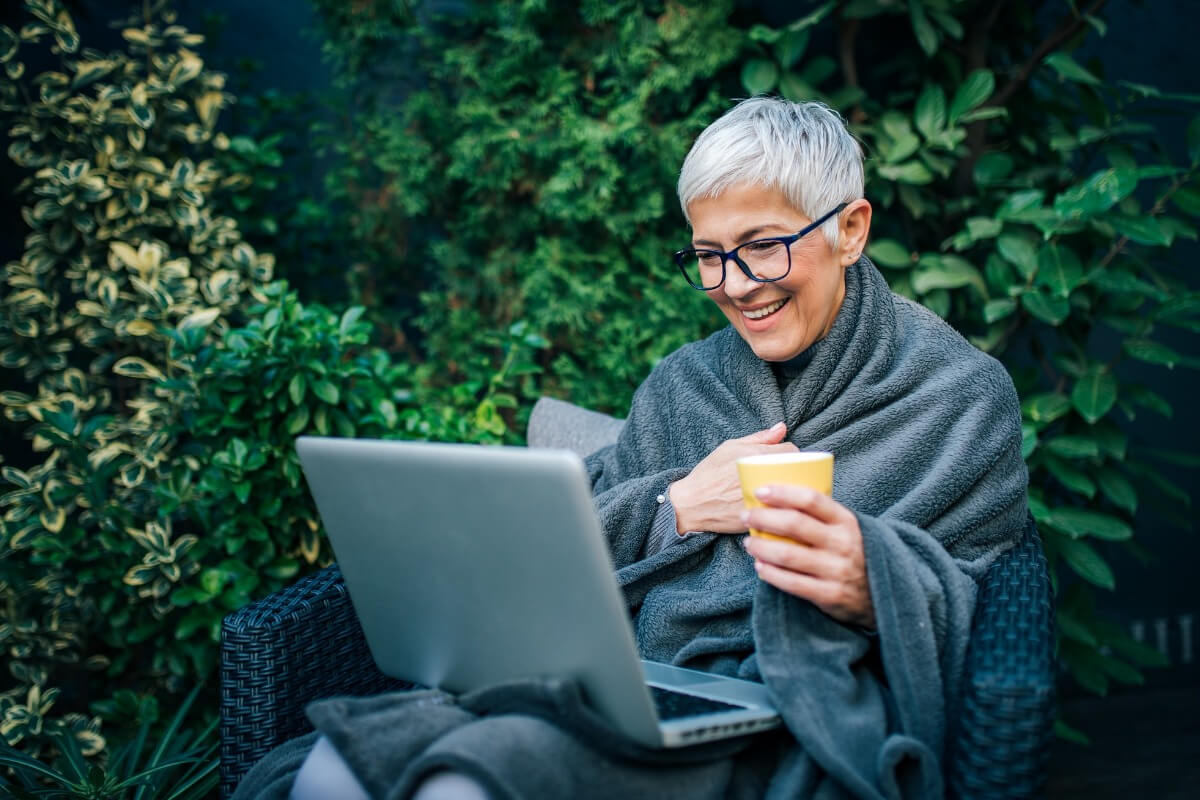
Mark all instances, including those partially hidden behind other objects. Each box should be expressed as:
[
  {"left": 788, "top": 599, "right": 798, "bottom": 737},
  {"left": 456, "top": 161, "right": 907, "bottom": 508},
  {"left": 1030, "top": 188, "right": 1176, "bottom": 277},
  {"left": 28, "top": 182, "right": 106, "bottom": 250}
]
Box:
[{"left": 687, "top": 183, "right": 865, "bottom": 362}]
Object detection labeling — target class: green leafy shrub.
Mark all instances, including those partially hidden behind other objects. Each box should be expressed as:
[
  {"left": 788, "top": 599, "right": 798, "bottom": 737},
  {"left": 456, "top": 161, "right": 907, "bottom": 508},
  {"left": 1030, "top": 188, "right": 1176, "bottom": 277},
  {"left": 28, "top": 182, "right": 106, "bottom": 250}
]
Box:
[
  {"left": 0, "top": 0, "right": 542, "bottom": 770},
  {"left": 305, "top": 0, "right": 1198, "bottom": 724},
  {"left": 310, "top": 0, "right": 738, "bottom": 411},
  {"left": 0, "top": 0, "right": 272, "bottom": 757},
  {"left": 0, "top": 685, "right": 216, "bottom": 799}
]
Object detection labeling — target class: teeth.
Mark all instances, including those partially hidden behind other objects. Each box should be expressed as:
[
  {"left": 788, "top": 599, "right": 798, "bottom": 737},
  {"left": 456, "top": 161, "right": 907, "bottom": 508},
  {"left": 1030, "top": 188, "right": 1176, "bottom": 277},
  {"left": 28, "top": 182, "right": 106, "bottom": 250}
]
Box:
[{"left": 743, "top": 299, "right": 786, "bottom": 320}]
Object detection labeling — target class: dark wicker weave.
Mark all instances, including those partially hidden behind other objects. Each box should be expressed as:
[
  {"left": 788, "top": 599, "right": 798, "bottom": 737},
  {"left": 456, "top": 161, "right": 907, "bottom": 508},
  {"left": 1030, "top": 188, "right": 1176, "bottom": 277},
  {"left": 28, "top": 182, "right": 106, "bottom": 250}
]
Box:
[
  {"left": 219, "top": 564, "right": 410, "bottom": 798},
  {"left": 219, "top": 520, "right": 1054, "bottom": 798},
  {"left": 948, "top": 519, "right": 1056, "bottom": 799}
]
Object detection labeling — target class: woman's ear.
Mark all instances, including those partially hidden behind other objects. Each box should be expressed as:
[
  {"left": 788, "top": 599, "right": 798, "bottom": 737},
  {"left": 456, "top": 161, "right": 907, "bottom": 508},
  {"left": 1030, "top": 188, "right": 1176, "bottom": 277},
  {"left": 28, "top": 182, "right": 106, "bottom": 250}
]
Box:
[{"left": 838, "top": 199, "right": 872, "bottom": 266}]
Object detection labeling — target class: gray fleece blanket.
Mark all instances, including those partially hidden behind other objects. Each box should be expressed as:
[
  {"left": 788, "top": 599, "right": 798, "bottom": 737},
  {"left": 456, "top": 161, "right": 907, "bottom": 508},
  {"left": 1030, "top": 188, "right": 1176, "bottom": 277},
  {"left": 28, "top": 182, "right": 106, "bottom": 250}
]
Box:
[{"left": 233, "top": 258, "right": 1026, "bottom": 800}]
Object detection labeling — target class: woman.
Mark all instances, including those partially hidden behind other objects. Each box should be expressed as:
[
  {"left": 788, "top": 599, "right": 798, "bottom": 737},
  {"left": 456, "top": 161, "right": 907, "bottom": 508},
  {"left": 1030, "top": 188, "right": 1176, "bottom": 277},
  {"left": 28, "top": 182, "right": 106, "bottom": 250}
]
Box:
[{"left": 255, "top": 97, "right": 1027, "bottom": 800}]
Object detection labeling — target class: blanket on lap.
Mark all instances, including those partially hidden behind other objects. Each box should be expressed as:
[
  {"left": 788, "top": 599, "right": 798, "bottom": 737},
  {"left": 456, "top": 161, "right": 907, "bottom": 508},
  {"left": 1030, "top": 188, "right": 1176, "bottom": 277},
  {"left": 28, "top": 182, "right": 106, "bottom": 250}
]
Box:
[{"left": 232, "top": 258, "right": 1027, "bottom": 800}]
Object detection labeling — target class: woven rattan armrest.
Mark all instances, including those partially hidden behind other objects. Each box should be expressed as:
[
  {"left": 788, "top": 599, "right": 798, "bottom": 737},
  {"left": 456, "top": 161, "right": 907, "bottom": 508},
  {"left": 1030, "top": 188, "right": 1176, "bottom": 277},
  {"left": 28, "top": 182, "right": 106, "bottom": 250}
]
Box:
[
  {"left": 218, "top": 564, "right": 409, "bottom": 797},
  {"left": 948, "top": 518, "right": 1056, "bottom": 799}
]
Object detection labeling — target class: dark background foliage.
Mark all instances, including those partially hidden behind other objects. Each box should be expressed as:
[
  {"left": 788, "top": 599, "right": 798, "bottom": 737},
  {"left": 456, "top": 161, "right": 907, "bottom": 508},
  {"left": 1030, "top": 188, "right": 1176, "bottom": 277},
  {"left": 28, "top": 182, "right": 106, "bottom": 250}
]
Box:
[{"left": 0, "top": 0, "right": 1197, "bottom": 793}]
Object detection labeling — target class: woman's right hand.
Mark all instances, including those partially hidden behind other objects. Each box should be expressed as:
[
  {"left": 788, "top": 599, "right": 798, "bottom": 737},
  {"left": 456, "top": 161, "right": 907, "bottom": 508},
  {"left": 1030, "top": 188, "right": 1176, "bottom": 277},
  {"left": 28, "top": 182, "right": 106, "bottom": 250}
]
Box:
[{"left": 668, "top": 423, "right": 798, "bottom": 534}]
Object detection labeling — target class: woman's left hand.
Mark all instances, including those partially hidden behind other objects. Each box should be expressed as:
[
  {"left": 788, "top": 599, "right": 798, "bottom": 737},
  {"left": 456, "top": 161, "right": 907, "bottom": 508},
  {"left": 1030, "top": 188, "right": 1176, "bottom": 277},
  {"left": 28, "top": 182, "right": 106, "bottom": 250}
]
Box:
[{"left": 741, "top": 485, "right": 875, "bottom": 630}]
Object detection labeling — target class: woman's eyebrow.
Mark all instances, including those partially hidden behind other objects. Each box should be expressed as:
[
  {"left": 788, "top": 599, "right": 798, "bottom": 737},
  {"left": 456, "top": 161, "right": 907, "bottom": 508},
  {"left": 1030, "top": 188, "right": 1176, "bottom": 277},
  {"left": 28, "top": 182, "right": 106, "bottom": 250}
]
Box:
[{"left": 693, "top": 225, "right": 787, "bottom": 248}]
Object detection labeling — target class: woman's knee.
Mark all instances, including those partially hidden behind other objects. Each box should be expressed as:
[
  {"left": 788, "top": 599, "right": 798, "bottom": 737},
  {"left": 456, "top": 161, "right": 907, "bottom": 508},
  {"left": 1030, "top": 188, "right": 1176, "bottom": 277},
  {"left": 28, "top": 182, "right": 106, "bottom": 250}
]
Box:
[
  {"left": 289, "top": 735, "right": 370, "bottom": 800},
  {"left": 411, "top": 770, "right": 492, "bottom": 800}
]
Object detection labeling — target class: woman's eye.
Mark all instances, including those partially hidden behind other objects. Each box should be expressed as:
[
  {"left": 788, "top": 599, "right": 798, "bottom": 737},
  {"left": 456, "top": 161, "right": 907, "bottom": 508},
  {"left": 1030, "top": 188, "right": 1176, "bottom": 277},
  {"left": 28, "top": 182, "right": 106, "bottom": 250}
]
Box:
[
  {"left": 746, "top": 241, "right": 783, "bottom": 254},
  {"left": 697, "top": 253, "right": 722, "bottom": 266}
]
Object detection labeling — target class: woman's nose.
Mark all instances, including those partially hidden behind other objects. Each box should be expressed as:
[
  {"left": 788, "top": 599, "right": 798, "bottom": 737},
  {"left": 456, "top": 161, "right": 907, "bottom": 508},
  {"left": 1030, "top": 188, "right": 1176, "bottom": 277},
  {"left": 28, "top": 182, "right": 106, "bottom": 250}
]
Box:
[{"left": 721, "top": 260, "right": 761, "bottom": 299}]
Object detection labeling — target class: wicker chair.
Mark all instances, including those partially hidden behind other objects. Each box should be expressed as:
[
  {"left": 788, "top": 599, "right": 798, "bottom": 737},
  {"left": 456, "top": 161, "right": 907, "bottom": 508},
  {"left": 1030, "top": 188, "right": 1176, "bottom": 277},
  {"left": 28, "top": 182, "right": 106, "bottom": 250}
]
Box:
[{"left": 219, "top": 397, "right": 1056, "bottom": 798}]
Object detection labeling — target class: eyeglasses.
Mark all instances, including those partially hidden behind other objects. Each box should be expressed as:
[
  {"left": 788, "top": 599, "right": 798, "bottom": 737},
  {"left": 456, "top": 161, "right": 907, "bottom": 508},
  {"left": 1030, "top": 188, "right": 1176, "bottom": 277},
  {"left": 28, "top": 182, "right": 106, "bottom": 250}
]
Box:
[{"left": 673, "top": 203, "right": 848, "bottom": 291}]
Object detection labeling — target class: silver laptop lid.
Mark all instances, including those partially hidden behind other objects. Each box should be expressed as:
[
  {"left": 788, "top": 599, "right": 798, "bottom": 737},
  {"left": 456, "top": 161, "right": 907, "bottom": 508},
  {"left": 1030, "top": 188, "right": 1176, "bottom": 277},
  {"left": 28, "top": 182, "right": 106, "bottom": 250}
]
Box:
[{"left": 295, "top": 437, "right": 663, "bottom": 746}]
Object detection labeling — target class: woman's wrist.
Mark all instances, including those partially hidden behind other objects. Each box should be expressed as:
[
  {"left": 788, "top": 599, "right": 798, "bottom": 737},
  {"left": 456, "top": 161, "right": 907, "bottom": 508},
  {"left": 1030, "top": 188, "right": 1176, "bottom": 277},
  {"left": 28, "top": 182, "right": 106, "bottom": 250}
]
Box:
[{"left": 667, "top": 480, "right": 696, "bottom": 535}]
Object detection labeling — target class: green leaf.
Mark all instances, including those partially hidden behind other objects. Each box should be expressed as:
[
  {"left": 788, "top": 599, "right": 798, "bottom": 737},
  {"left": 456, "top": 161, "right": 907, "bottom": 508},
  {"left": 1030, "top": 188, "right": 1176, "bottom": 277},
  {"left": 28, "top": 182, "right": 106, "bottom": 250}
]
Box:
[
  {"left": 914, "top": 83, "right": 947, "bottom": 139},
  {"left": 877, "top": 161, "right": 934, "bottom": 185},
  {"left": 741, "top": 59, "right": 779, "bottom": 94},
  {"left": 285, "top": 405, "right": 310, "bottom": 435},
  {"left": 1057, "top": 609, "right": 1098, "bottom": 646},
  {"left": 1023, "top": 392, "right": 1073, "bottom": 424},
  {"left": 1095, "top": 469, "right": 1138, "bottom": 514},
  {"left": 1045, "top": 52, "right": 1103, "bottom": 86},
  {"left": 1044, "top": 435, "right": 1100, "bottom": 459},
  {"left": 965, "top": 217, "right": 1003, "bottom": 241},
  {"left": 178, "top": 307, "right": 220, "bottom": 332},
  {"left": 71, "top": 59, "right": 116, "bottom": 89},
  {"left": 1055, "top": 167, "right": 1138, "bottom": 219},
  {"left": 882, "top": 131, "right": 921, "bottom": 164},
  {"left": 339, "top": 305, "right": 366, "bottom": 338},
  {"left": 1021, "top": 290, "right": 1070, "bottom": 325},
  {"left": 1123, "top": 338, "right": 1197, "bottom": 369},
  {"left": 866, "top": 239, "right": 912, "bottom": 268},
  {"left": 1092, "top": 425, "right": 1128, "bottom": 460},
  {"left": 1021, "top": 424, "right": 1038, "bottom": 459},
  {"left": 1126, "top": 385, "right": 1173, "bottom": 418},
  {"left": 911, "top": 255, "right": 986, "bottom": 296},
  {"left": 1045, "top": 456, "right": 1097, "bottom": 498},
  {"left": 774, "top": 28, "right": 809, "bottom": 68},
  {"left": 973, "top": 152, "right": 1013, "bottom": 185},
  {"left": 997, "top": 189, "right": 1045, "bottom": 219},
  {"left": 1058, "top": 537, "right": 1115, "bottom": 589},
  {"left": 1108, "top": 214, "right": 1171, "bottom": 246},
  {"left": 983, "top": 298, "right": 1016, "bottom": 323},
  {"left": 230, "top": 438, "right": 249, "bottom": 468},
  {"left": 113, "top": 357, "right": 165, "bottom": 381},
  {"left": 1044, "top": 508, "right": 1132, "bottom": 541},
  {"left": 784, "top": 0, "right": 836, "bottom": 33},
  {"left": 1188, "top": 113, "right": 1200, "bottom": 163},
  {"left": 1055, "top": 720, "right": 1091, "bottom": 745},
  {"left": 288, "top": 373, "right": 306, "bottom": 405},
  {"left": 312, "top": 380, "right": 340, "bottom": 404},
  {"left": 1036, "top": 243, "right": 1084, "bottom": 297},
  {"left": 996, "top": 233, "right": 1038, "bottom": 279},
  {"left": 957, "top": 106, "right": 1008, "bottom": 123},
  {"left": 1172, "top": 186, "right": 1200, "bottom": 217},
  {"left": 778, "top": 72, "right": 817, "bottom": 103},
  {"left": 908, "top": 0, "right": 938, "bottom": 56},
  {"left": 1071, "top": 369, "right": 1118, "bottom": 423},
  {"left": 948, "top": 69, "right": 994, "bottom": 123}
]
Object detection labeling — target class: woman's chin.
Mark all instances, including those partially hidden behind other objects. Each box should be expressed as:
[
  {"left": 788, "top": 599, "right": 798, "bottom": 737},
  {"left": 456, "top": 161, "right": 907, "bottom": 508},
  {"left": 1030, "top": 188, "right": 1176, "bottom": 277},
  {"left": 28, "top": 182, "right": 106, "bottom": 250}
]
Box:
[{"left": 746, "top": 337, "right": 809, "bottom": 363}]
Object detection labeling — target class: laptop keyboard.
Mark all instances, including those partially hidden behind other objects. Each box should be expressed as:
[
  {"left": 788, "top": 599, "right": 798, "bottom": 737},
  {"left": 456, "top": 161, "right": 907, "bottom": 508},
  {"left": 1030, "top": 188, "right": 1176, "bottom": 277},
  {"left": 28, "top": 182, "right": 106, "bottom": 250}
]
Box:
[{"left": 649, "top": 685, "right": 745, "bottom": 720}]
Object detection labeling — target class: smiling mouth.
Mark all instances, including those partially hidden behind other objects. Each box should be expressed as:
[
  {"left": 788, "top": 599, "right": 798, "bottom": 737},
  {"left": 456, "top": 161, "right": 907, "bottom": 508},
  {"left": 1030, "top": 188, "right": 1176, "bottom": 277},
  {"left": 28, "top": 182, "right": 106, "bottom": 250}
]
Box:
[{"left": 741, "top": 298, "right": 789, "bottom": 320}]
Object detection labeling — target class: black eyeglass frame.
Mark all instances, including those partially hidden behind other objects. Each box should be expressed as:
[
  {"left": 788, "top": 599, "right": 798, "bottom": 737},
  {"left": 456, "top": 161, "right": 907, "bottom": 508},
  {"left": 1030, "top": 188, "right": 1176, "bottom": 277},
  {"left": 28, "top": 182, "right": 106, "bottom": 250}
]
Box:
[{"left": 673, "top": 202, "right": 849, "bottom": 291}]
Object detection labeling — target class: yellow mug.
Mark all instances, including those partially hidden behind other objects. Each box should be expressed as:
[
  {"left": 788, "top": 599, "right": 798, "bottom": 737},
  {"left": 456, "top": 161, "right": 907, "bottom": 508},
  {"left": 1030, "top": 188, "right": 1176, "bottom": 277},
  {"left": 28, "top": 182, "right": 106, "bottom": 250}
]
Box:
[{"left": 736, "top": 451, "right": 834, "bottom": 542}]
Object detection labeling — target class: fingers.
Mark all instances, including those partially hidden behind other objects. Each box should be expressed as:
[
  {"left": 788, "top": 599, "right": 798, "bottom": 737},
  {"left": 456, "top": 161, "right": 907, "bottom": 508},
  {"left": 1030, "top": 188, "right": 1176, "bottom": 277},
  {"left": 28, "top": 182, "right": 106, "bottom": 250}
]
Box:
[
  {"left": 752, "top": 560, "right": 833, "bottom": 604},
  {"left": 744, "top": 532, "right": 841, "bottom": 575},
  {"left": 738, "top": 421, "right": 787, "bottom": 444},
  {"left": 752, "top": 559, "right": 874, "bottom": 629},
  {"left": 752, "top": 484, "right": 854, "bottom": 525},
  {"left": 742, "top": 506, "right": 833, "bottom": 548}
]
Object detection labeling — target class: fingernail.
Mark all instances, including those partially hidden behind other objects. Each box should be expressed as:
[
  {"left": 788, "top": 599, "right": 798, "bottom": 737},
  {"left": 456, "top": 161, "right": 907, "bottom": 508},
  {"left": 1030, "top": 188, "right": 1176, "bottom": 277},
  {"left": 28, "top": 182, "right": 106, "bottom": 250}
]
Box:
[
  {"left": 739, "top": 510, "right": 749, "bottom": 523},
  {"left": 754, "top": 486, "right": 770, "bottom": 499},
  {"left": 753, "top": 560, "right": 764, "bottom": 571},
  {"left": 772, "top": 422, "right": 785, "bottom": 431}
]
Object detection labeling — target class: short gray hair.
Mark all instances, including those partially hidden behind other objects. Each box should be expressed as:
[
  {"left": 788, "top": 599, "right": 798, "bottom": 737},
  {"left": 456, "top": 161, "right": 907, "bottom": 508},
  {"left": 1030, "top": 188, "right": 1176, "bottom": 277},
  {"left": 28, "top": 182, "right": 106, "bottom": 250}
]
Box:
[{"left": 677, "top": 97, "right": 864, "bottom": 248}]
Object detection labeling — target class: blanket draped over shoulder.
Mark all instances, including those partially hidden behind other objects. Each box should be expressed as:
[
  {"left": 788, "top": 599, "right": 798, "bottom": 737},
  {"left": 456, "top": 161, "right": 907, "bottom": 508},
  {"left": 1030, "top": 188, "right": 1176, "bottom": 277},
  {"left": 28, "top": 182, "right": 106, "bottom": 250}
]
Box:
[
  {"left": 587, "top": 257, "right": 1028, "bottom": 797},
  {"left": 232, "top": 258, "right": 1027, "bottom": 800}
]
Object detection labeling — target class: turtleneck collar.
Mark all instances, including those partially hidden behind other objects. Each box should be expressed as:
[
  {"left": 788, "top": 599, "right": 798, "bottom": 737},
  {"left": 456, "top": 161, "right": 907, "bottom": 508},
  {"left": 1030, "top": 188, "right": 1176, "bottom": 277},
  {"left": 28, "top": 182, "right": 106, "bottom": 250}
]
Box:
[{"left": 769, "top": 341, "right": 819, "bottom": 390}]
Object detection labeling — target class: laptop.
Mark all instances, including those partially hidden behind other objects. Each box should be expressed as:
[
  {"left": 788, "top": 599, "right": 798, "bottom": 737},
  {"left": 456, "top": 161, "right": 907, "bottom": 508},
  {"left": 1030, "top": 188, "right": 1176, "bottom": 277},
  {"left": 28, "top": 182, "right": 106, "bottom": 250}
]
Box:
[{"left": 295, "top": 437, "right": 782, "bottom": 749}]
